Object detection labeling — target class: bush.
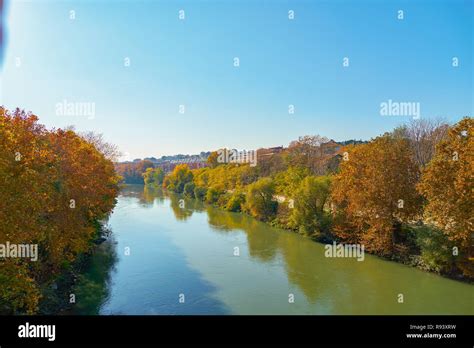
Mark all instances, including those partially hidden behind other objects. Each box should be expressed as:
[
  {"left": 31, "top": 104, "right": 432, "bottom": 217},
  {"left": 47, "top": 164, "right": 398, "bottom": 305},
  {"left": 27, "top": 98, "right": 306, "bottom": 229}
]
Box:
[
  {"left": 164, "top": 164, "right": 193, "bottom": 193},
  {"left": 216, "top": 193, "right": 230, "bottom": 207},
  {"left": 245, "top": 178, "right": 277, "bottom": 221},
  {"left": 289, "top": 176, "right": 332, "bottom": 239},
  {"left": 194, "top": 186, "right": 207, "bottom": 201},
  {"left": 183, "top": 182, "right": 195, "bottom": 198},
  {"left": 225, "top": 192, "right": 246, "bottom": 212},
  {"left": 142, "top": 167, "right": 165, "bottom": 186},
  {"left": 414, "top": 225, "right": 455, "bottom": 273},
  {"left": 205, "top": 187, "right": 221, "bottom": 204}
]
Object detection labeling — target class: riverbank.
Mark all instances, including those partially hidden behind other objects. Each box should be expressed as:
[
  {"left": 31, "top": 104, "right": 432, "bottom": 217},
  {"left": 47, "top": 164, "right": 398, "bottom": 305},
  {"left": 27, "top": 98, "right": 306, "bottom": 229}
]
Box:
[
  {"left": 71, "top": 185, "right": 474, "bottom": 315},
  {"left": 38, "top": 222, "right": 112, "bottom": 314},
  {"left": 157, "top": 182, "right": 473, "bottom": 284},
  {"left": 233, "top": 205, "right": 469, "bottom": 283},
  {"left": 0, "top": 107, "right": 121, "bottom": 314}
]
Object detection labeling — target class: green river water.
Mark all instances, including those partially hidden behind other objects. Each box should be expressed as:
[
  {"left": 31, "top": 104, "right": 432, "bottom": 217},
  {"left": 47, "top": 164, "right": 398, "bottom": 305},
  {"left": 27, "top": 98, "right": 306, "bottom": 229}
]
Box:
[{"left": 72, "top": 185, "right": 473, "bottom": 315}]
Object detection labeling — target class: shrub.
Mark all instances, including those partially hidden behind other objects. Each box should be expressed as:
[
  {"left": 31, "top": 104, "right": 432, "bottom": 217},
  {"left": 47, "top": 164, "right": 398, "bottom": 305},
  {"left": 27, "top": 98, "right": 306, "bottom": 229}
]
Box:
[
  {"left": 217, "top": 193, "right": 231, "bottom": 207},
  {"left": 194, "top": 186, "right": 207, "bottom": 201},
  {"left": 205, "top": 187, "right": 221, "bottom": 204},
  {"left": 289, "top": 176, "right": 332, "bottom": 239},
  {"left": 414, "top": 225, "right": 455, "bottom": 273},
  {"left": 164, "top": 164, "right": 193, "bottom": 193},
  {"left": 245, "top": 178, "right": 277, "bottom": 221},
  {"left": 183, "top": 182, "right": 195, "bottom": 198},
  {"left": 225, "top": 192, "right": 246, "bottom": 212}
]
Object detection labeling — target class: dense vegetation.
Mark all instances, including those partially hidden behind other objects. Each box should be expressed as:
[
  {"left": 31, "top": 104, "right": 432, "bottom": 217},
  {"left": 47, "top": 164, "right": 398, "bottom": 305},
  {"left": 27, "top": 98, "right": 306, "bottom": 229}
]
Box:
[
  {"left": 157, "top": 118, "right": 473, "bottom": 280},
  {"left": 142, "top": 167, "right": 165, "bottom": 186},
  {"left": 115, "top": 160, "right": 154, "bottom": 184},
  {"left": 0, "top": 107, "right": 120, "bottom": 314}
]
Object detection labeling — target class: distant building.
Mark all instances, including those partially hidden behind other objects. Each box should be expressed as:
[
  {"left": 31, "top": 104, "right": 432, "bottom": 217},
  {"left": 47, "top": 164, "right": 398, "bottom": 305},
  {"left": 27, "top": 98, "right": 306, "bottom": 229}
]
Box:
[
  {"left": 154, "top": 158, "right": 208, "bottom": 173},
  {"left": 257, "top": 146, "right": 284, "bottom": 160}
]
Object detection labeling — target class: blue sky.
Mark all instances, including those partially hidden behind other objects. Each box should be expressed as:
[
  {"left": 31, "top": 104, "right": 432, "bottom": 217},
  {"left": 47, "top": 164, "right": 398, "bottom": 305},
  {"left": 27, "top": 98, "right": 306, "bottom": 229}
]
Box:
[{"left": 1, "top": 0, "right": 472, "bottom": 159}]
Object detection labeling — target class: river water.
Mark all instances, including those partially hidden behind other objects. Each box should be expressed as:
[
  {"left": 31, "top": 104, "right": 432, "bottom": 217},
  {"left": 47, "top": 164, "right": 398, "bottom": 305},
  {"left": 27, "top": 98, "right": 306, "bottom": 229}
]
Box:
[{"left": 72, "top": 185, "right": 473, "bottom": 315}]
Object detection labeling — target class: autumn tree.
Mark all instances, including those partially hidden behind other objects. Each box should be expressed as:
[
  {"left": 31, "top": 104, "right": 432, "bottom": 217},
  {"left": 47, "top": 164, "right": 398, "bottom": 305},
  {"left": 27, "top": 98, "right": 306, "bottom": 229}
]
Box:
[
  {"left": 254, "top": 150, "right": 285, "bottom": 177},
  {"left": 143, "top": 167, "right": 165, "bottom": 186},
  {"left": 417, "top": 117, "right": 473, "bottom": 277},
  {"left": 287, "top": 135, "right": 330, "bottom": 174},
  {"left": 394, "top": 118, "right": 449, "bottom": 167},
  {"left": 80, "top": 131, "right": 121, "bottom": 162},
  {"left": 0, "top": 107, "right": 120, "bottom": 314},
  {"left": 330, "top": 135, "right": 422, "bottom": 255},
  {"left": 163, "top": 164, "right": 193, "bottom": 193},
  {"left": 183, "top": 182, "right": 195, "bottom": 198},
  {"left": 143, "top": 167, "right": 155, "bottom": 185},
  {"left": 206, "top": 151, "right": 219, "bottom": 168},
  {"left": 115, "top": 160, "right": 154, "bottom": 184}
]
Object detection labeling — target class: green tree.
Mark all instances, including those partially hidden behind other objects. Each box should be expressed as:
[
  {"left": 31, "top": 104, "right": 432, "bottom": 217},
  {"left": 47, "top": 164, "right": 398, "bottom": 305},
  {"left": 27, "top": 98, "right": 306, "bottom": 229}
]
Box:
[
  {"left": 207, "top": 151, "right": 220, "bottom": 168},
  {"left": 245, "top": 178, "right": 277, "bottom": 221},
  {"left": 274, "top": 166, "right": 310, "bottom": 197},
  {"left": 152, "top": 167, "right": 165, "bottom": 186},
  {"left": 183, "top": 182, "right": 196, "bottom": 198},
  {"left": 142, "top": 167, "right": 155, "bottom": 185},
  {"left": 289, "top": 176, "right": 332, "bottom": 238},
  {"left": 163, "top": 164, "right": 193, "bottom": 193},
  {"left": 225, "top": 191, "right": 246, "bottom": 212},
  {"left": 205, "top": 187, "right": 221, "bottom": 204},
  {"left": 194, "top": 186, "right": 207, "bottom": 201}
]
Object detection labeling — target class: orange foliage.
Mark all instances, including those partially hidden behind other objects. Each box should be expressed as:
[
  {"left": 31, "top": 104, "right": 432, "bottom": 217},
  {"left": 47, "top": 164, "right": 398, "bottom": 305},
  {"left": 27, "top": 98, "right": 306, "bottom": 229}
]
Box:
[
  {"left": 0, "top": 107, "right": 120, "bottom": 313},
  {"left": 418, "top": 117, "right": 473, "bottom": 277},
  {"left": 330, "top": 135, "right": 422, "bottom": 255}
]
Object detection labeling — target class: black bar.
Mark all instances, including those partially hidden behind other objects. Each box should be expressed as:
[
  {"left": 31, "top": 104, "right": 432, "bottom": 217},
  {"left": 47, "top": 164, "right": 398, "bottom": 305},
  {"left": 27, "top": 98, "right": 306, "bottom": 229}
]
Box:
[{"left": 0, "top": 315, "right": 472, "bottom": 346}]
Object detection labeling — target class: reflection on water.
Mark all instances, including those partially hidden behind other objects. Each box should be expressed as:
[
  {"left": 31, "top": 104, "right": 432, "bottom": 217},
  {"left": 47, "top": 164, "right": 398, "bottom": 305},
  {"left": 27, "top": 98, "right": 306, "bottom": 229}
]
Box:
[
  {"left": 73, "top": 238, "right": 118, "bottom": 315},
  {"left": 73, "top": 185, "right": 474, "bottom": 315}
]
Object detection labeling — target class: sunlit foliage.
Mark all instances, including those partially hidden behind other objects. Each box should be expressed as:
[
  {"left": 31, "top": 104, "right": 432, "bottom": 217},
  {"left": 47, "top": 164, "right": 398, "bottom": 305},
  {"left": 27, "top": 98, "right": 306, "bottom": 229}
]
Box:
[
  {"left": 418, "top": 117, "right": 473, "bottom": 277},
  {"left": 0, "top": 107, "right": 119, "bottom": 314},
  {"left": 330, "top": 134, "right": 422, "bottom": 255}
]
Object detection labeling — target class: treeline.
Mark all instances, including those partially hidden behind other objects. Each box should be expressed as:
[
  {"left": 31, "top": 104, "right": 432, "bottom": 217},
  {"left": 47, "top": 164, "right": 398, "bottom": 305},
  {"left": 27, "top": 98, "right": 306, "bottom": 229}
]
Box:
[
  {"left": 154, "top": 117, "right": 473, "bottom": 280},
  {"left": 115, "top": 160, "right": 154, "bottom": 184},
  {"left": 0, "top": 107, "right": 120, "bottom": 314}
]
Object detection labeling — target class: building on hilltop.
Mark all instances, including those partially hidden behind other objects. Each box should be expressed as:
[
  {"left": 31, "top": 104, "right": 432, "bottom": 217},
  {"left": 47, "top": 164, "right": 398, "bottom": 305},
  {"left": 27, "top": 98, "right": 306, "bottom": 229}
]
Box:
[{"left": 257, "top": 146, "right": 284, "bottom": 161}]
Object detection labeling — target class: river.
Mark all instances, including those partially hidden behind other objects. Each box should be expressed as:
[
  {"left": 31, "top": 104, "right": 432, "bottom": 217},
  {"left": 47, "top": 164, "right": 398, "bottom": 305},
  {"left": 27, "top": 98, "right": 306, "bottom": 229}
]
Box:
[{"left": 72, "top": 185, "right": 473, "bottom": 315}]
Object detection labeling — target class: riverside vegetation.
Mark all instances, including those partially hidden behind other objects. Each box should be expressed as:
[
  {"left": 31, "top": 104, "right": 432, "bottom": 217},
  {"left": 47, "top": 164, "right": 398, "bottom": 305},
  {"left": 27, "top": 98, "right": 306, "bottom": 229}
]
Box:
[
  {"left": 0, "top": 107, "right": 120, "bottom": 314},
  {"left": 1, "top": 107, "right": 471, "bottom": 314},
  {"left": 142, "top": 117, "right": 473, "bottom": 281}
]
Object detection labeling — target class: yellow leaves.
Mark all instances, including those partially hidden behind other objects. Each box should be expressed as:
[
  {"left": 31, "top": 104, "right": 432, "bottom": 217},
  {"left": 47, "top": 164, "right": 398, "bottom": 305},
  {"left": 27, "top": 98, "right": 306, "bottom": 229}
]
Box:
[
  {"left": 330, "top": 117, "right": 472, "bottom": 266},
  {"left": 0, "top": 262, "right": 41, "bottom": 314},
  {"left": 418, "top": 117, "right": 474, "bottom": 247},
  {"left": 0, "top": 107, "right": 119, "bottom": 314},
  {"left": 331, "top": 134, "right": 422, "bottom": 254}
]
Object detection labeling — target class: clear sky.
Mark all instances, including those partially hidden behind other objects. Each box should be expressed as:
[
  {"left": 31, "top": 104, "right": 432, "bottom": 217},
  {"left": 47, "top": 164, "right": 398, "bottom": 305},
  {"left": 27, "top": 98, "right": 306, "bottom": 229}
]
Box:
[{"left": 1, "top": 0, "right": 472, "bottom": 160}]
